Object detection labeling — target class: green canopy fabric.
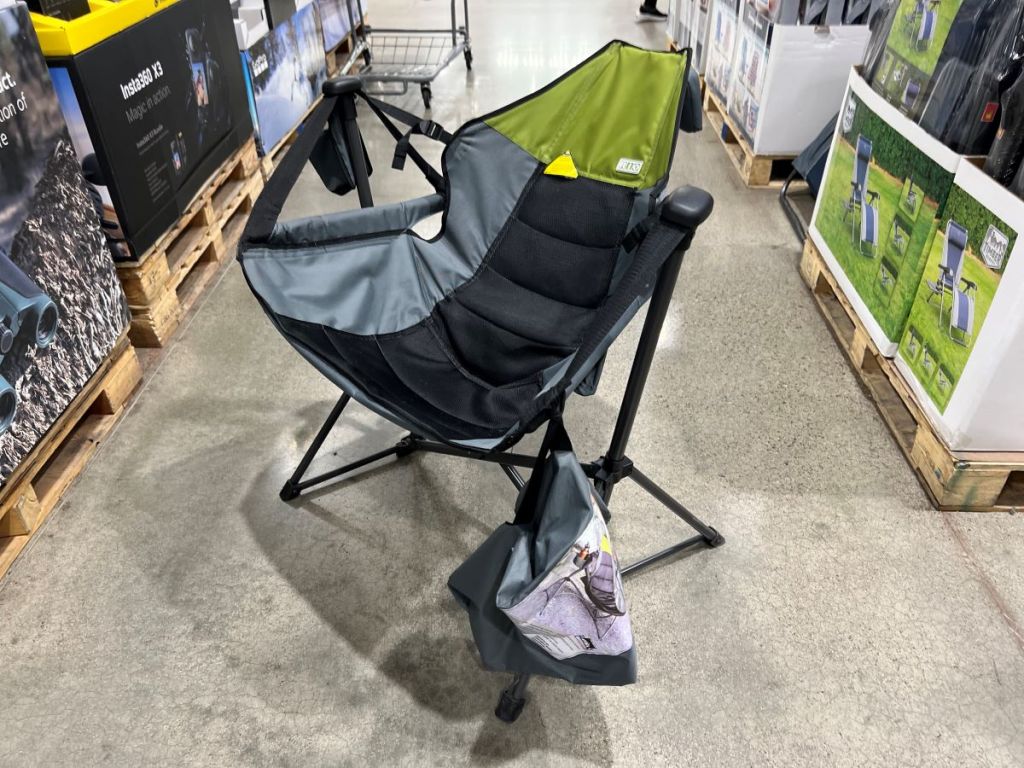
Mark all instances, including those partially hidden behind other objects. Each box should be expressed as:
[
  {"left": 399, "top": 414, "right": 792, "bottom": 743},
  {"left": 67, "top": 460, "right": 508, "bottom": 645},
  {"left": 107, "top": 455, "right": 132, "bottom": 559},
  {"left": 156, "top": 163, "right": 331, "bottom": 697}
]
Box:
[{"left": 485, "top": 43, "right": 689, "bottom": 188}]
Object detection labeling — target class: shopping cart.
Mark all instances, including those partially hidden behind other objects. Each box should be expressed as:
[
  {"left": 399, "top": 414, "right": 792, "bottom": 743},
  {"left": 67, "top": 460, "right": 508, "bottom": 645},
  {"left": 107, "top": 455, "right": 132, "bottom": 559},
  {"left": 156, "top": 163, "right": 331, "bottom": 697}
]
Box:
[{"left": 340, "top": 0, "right": 472, "bottom": 110}]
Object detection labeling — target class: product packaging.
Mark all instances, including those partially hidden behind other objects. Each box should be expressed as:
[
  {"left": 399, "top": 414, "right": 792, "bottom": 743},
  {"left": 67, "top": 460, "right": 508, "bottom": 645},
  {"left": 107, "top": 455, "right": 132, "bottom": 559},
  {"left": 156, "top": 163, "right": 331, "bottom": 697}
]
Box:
[
  {"left": 0, "top": 2, "right": 130, "bottom": 479},
  {"left": 722, "top": 2, "right": 870, "bottom": 154},
  {"left": 706, "top": 0, "right": 741, "bottom": 100},
  {"left": 318, "top": 0, "right": 362, "bottom": 52},
  {"left": 869, "top": 0, "right": 1024, "bottom": 159},
  {"left": 43, "top": 0, "right": 252, "bottom": 261},
  {"left": 810, "top": 68, "right": 959, "bottom": 356},
  {"left": 895, "top": 161, "right": 1024, "bottom": 450},
  {"left": 241, "top": 1, "right": 327, "bottom": 155},
  {"left": 673, "top": 0, "right": 713, "bottom": 74}
]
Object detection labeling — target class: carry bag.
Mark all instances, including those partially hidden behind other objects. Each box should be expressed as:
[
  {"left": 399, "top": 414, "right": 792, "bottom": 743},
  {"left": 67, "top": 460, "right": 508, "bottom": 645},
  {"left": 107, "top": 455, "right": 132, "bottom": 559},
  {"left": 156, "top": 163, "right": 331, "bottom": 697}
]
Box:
[
  {"left": 449, "top": 415, "right": 636, "bottom": 686},
  {"left": 310, "top": 110, "right": 374, "bottom": 196}
]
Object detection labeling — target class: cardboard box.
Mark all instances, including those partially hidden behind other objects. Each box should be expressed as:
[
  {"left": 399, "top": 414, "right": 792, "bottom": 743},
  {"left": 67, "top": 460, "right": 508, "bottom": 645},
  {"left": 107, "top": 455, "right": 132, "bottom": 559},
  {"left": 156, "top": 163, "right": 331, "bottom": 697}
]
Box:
[
  {"left": 0, "top": 2, "right": 130, "bottom": 479},
  {"left": 725, "top": 4, "right": 870, "bottom": 155},
  {"left": 318, "top": 0, "right": 358, "bottom": 52},
  {"left": 669, "top": 0, "right": 712, "bottom": 75},
  {"left": 241, "top": 1, "right": 326, "bottom": 155},
  {"left": 810, "top": 69, "right": 960, "bottom": 356},
  {"left": 45, "top": 0, "right": 252, "bottom": 260},
  {"left": 895, "top": 161, "right": 1024, "bottom": 451}
]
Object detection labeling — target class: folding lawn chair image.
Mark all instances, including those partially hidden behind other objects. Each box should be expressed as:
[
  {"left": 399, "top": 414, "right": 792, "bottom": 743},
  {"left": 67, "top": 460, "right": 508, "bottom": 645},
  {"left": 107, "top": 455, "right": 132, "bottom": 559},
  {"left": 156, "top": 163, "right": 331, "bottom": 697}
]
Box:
[
  {"left": 902, "top": 79, "right": 922, "bottom": 111},
  {"left": 926, "top": 220, "right": 976, "bottom": 331},
  {"left": 238, "top": 41, "right": 723, "bottom": 721},
  {"left": 949, "top": 284, "right": 976, "bottom": 346},
  {"left": 842, "top": 135, "right": 880, "bottom": 257},
  {"left": 906, "top": 0, "right": 939, "bottom": 50},
  {"left": 903, "top": 176, "right": 919, "bottom": 215}
]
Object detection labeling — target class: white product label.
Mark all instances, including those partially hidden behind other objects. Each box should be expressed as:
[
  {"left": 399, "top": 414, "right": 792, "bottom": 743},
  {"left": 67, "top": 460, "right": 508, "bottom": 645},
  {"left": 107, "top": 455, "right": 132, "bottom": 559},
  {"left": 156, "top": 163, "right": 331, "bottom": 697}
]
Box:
[{"left": 615, "top": 158, "right": 644, "bottom": 175}]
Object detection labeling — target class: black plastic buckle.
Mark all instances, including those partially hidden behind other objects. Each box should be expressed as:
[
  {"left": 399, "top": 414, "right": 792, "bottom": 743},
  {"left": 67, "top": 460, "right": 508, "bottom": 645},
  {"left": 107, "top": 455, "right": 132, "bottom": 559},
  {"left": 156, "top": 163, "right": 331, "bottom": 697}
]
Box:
[
  {"left": 419, "top": 121, "right": 442, "bottom": 140},
  {"left": 593, "top": 455, "right": 634, "bottom": 486}
]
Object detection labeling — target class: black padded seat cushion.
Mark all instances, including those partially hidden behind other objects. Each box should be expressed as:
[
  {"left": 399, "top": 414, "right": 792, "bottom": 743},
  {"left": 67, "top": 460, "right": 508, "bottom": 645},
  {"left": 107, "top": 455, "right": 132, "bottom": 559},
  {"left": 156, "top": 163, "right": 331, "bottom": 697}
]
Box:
[{"left": 272, "top": 171, "right": 636, "bottom": 441}]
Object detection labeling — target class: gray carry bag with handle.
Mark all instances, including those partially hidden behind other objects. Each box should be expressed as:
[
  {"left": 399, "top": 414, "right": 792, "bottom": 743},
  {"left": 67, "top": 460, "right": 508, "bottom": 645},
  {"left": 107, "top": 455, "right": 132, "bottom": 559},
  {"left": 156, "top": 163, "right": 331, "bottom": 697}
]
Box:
[{"left": 448, "top": 415, "right": 636, "bottom": 686}]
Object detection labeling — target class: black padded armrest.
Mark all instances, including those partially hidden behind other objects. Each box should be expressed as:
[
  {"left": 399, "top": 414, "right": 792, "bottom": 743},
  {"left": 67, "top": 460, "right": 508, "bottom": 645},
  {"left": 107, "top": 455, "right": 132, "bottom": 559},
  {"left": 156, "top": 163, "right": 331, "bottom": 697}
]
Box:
[
  {"left": 661, "top": 186, "right": 714, "bottom": 231},
  {"left": 323, "top": 76, "right": 363, "bottom": 97}
]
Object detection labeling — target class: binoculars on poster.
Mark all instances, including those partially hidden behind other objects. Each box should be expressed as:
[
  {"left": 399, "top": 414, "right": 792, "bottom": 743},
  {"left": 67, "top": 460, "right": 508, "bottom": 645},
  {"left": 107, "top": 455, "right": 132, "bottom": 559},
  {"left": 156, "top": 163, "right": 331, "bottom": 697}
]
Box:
[{"left": 0, "top": 248, "right": 60, "bottom": 435}]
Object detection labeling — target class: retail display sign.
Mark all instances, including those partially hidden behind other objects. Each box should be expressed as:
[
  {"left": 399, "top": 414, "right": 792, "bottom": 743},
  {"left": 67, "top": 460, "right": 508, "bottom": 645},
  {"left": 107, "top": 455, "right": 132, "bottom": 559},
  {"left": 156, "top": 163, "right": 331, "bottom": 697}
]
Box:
[
  {"left": 895, "top": 161, "right": 1024, "bottom": 450},
  {"left": 0, "top": 3, "right": 130, "bottom": 480},
  {"left": 810, "top": 70, "right": 959, "bottom": 356},
  {"left": 242, "top": 2, "right": 327, "bottom": 156},
  {"left": 48, "top": 0, "right": 252, "bottom": 260}
]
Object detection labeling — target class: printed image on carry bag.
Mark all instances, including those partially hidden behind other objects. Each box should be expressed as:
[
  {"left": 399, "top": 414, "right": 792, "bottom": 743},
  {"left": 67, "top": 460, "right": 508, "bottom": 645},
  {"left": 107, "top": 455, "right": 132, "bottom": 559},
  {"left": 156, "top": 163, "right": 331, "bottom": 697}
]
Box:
[
  {"left": 449, "top": 415, "right": 637, "bottom": 686},
  {"left": 498, "top": 489, "right": 631, "bottom": 661}
]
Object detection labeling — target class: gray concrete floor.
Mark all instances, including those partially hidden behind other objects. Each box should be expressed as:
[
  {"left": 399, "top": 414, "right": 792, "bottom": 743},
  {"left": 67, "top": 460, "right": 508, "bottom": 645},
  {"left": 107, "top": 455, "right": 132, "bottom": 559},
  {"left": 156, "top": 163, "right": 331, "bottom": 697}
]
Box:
[{"left": 2, "top": 2, "right": 1023, "bottom": 766}]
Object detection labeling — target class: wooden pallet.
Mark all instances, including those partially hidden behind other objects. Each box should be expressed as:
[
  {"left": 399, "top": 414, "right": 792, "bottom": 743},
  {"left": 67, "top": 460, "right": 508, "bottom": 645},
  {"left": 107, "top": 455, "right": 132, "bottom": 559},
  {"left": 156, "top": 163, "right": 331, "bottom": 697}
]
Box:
[
  {"left": 326, "top": 20, "right": 367, "bottom": 77},
  {"left": 116, "top": 140, "right": 264, "bottom": 348},
  {"left": 703, "top": 86, "right": 796, "bottom": 189},
  {"left": 0, "top": 337, "right": 141, "bottom": 579},
  {"left": 800, "top": 239, "right": 1024, "bottom": 512}
]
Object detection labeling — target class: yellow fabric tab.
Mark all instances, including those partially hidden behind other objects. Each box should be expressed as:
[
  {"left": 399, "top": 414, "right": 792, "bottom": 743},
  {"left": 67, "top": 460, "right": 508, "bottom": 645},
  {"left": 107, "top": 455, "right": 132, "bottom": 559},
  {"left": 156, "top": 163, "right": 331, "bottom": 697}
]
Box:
[{"left": 543, "top": 152, "right": 579, "bottom": 179}]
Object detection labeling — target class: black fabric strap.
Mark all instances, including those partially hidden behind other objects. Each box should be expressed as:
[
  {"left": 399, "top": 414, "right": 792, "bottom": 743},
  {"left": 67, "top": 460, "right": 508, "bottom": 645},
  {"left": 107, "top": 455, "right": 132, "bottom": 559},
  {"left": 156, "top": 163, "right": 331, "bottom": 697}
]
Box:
[
  {"left": 392, "top": 120, "right": 453, "bottom": 171},
  {"left": 359, "top": 94, "right": 452, "bottom": 176},
  {"left": 359, "top": 95, "right": 447, "bottom": 192},
  {"left": 512, "top": 402, "right": 571, "bottom": 527},
  {"left": 621, "top": 213, "right": 658, "bottom": 253},
  {"left": 241, "top": 96, "right": 337, "bottom": 248},
  {"left": 361, "top": 94, "right": 452, "bottom": 139}
]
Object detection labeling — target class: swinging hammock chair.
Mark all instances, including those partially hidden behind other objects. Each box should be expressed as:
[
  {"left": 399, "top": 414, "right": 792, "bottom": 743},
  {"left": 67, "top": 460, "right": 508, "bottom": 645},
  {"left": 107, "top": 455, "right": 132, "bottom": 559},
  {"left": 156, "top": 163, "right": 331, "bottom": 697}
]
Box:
[{"left": 238, "top": 40, "right": 724, "bottom": 721}]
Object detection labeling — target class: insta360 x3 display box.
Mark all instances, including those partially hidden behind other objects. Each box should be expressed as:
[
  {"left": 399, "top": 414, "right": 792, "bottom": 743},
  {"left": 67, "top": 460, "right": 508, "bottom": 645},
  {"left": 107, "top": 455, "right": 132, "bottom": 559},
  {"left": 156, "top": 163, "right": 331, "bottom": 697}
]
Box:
[
  {"left": 43, "top": 0, "right": 253, "bottom": 261},
  {"left": 25, "top": 0, "right": 89, "bottom": 21}
]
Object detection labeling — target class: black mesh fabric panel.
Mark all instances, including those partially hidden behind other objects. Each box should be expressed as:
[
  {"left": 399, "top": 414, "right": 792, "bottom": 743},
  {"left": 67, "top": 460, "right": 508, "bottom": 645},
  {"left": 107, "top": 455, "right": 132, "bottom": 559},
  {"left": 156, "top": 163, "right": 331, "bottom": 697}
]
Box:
[
  {"left": 431, "top": 170, "right": 636, "bottom": 391},
  {"left": 490, "top": 220, "right": 619, "bottom": 308},
  {"left": 272, "top": 164, "right": 649, "bottom": 443},
  {"left": 516, "top": 175, "right": 635, "bottom": 247},
  {"left": 276, "top": 315, "right": 511, "bottom": 441}
]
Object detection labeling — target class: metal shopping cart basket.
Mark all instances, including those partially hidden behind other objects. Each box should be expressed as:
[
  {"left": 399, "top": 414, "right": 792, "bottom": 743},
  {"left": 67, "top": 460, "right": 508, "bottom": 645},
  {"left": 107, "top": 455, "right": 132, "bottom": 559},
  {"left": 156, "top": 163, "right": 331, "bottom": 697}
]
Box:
[{"left": 340, "top": 0, "right": 472, "bottom": 109}]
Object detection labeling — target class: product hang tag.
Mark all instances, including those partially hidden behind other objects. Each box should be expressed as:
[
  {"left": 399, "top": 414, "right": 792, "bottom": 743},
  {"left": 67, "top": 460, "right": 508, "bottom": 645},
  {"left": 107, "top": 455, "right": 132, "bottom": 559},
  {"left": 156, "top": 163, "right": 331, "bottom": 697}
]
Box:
[{"left": 544, "top": 151, "right": 578, "bottom": 179}]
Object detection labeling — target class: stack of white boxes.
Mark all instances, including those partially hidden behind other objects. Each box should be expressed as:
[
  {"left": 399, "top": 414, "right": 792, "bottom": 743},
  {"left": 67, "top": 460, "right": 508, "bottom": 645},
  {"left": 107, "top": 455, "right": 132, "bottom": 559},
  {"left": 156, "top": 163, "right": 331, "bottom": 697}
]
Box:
[
  {"left": 231, "top": 0, "right": 270, "bottom": 49},
  {"left": 704, "top": 0, "right": 870, "bottom": 156}
]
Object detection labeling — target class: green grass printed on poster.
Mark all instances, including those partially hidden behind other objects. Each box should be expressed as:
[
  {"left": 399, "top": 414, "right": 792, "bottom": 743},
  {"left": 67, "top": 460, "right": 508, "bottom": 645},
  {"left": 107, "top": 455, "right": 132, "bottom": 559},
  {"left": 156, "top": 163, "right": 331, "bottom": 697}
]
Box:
[
  {"left": 885, "top": 0, "right": 962, "bottom": 77},
  {"left": 814, "top": 136, "right": 940, "bottom": 342},
  {"left": 898, "top": 188, "right": 1014, "bottom": 412}
]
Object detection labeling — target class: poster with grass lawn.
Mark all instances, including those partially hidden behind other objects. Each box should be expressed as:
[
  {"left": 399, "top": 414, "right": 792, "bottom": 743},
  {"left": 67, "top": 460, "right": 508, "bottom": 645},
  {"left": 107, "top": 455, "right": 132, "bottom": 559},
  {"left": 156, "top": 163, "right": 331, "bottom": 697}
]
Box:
[
  {"left": 871, "top": 0, "right": 962, "bottom": 118},
  {"left": 811, "top": 73, "right": 957, "bottom": 354},
  {"left": 898, "top": 183, "right": 1016, "bottom": 413}
]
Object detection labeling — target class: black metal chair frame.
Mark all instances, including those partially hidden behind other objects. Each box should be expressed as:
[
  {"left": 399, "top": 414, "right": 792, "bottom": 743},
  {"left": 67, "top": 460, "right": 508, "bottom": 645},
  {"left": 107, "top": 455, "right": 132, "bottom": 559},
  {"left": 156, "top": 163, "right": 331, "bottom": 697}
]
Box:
[{"left": 275, "top": 80, "right": 724, "bottom": 723}]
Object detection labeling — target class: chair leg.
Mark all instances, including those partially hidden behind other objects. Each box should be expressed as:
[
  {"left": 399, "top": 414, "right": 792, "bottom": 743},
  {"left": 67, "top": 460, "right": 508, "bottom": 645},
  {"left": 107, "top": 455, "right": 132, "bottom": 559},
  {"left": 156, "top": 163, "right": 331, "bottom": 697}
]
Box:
[
  {"left": 279, "top": 395, "right": 418, "bottom": 501},
  {"left": 621, "top": 466, "right": 724, "bottom": 577},
  {"left": 495, "top": 673, "right": 530, "bottom": 723}
]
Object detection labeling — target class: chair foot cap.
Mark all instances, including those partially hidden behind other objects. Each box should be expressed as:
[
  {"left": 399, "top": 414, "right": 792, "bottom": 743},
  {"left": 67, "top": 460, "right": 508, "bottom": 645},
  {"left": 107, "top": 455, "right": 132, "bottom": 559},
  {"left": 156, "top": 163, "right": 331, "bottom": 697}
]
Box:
[
  {"left": 280, "top": 483, "right": 301, "bottom": 502},
  {"left": 495, "top": 689, "right": 526, "bottom": 723},
  {"left": 707, "top": 528, "right": 726, "bottom": 548}
]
